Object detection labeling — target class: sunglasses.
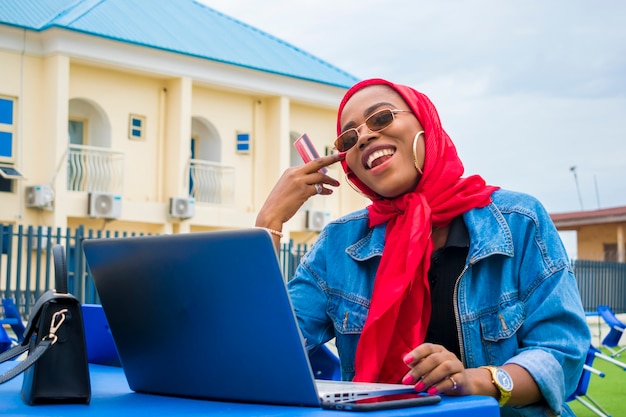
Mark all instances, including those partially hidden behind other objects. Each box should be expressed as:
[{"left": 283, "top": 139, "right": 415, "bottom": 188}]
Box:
[{"left": 334, "top": 108, "right": 412, "bottom": 152}]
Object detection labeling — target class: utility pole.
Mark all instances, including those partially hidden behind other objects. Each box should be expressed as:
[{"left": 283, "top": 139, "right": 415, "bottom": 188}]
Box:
[
  {"left": 593, "top": 175, "right": 601, "bottom": 209},
  {"left": 570, "top": 166, "right": 584, "bottom": 211}
]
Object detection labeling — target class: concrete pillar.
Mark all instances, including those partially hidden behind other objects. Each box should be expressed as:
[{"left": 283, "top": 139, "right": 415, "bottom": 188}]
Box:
[
  {"left": 162, "top": 77, "right": 192, "bottom": 202},
  {"left": 253, "top": 96, "right": 290, "bottom": 210},
  {"left": 42, "top": 54, "right": 70, "bottom": 230},
  {"left": 617, "top": 224, "right": 625, "bottom": 263}
]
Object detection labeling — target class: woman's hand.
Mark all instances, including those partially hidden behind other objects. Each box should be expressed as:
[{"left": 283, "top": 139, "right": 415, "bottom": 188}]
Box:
[
  {"left": 255, "top": 153, "right": 344, "bottom": 231},
  {"left": 401, "top": 343, "right": 476, "bottom": 396},
  {"left": 402, "top": 343, "right": 543, "bottom": 406}
]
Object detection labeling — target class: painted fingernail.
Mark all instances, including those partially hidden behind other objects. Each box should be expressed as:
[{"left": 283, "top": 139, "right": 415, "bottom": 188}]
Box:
[
  {"left": 414, "top": 381, "right": 425, "bottom": 392},
  {"left": 427, "top": 387, "right": 438, "bottom": 396},
  {"left": 402, "top": 374, "right": 414, "bottom": 385},
  {"left": 403, "top": 354, "right": 413, "bottom": 365}
]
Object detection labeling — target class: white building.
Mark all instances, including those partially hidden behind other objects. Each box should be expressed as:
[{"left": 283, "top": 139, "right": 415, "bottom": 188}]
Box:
[{"left": 0, "top": 0, "right": 367, "bottom": 244}]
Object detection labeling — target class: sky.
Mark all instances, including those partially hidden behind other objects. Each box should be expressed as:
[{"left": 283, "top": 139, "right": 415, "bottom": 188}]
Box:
[{"left": 200, "top": 0, "right": 625, "bottom": 216}]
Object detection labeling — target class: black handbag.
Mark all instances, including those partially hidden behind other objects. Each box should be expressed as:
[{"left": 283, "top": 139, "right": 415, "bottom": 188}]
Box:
[{"left": 0, "top": 244, "right": 91, "bottom": 405}]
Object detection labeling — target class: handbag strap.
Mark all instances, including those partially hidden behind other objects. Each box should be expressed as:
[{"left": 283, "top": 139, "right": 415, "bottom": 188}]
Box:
[
  {"left": 0, "top": 245, "right": 74, "bottom": 385},
  {"left": 0, "top": 306, "right": 69, "bottom": 384},
  {"left": 0, "top": 343, "right": 29, "bottom": 363},
  {"left": 21, "top": 244, "right": 77, "bottom": 343},
  {"left": 0, "top": 340, "right": 52, "bottom": 384},
  {"left": 52, "top": 244, "right": 69, "bottom": 294}
]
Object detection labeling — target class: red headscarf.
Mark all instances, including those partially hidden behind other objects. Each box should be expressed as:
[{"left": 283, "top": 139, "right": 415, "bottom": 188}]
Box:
[{"left": 337, "top": 79, "right": 499, "bottom": 383}]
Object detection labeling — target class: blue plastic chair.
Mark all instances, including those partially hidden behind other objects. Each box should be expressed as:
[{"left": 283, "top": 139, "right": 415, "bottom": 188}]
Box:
[
  {"left": 1, "top": 298, "right": 26, "bottom": 343},
  {"left": 567, "top": 346, "right": 611, "bottom": 417},
  {"left": 597, "top": 305, "right": 626, "bottom": 357},
  {"left": 0, "top": 325, "right": 12, "bottom": 353},
  {"left": 309, "top": 344, "right": 341, "bottom": 381},
  {"left": 567, "top": 344, "right": 626, "bottom": 417},
  {"left": 82, "top": 304, "right": 122, "bottom": 367}
]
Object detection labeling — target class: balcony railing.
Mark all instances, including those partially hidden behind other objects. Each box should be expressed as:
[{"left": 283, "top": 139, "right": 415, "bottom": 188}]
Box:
[
  {"left": 65, "top": 147, "right": 234, "bottom": 206},
  {"left": 67, "top": 145, "right": 125, "bottom": 194},
  {"left": 189, "top": 159, "right": 235, "bottom": 205}
]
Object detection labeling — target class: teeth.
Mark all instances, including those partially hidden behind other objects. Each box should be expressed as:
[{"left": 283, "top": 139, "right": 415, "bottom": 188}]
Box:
[{"left": 367, "top": 149, "right": 395, "bottom": 168}]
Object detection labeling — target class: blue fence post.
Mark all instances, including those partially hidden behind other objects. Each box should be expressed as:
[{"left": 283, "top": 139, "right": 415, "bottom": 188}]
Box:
[
  {"left": 43, "top": 226, "right": 53, "bottom": 294},
  {"left": 33, "top": 225, "right": 45, "bottom": 301},
  {"left": 285, "top": 240, "right": 293, "bottom": 281},
  {"left": 24, "top": 225, "right": 34, "bottom": 315},
  {"left": 74, "top": 225, "right": 87, "bottom": 304},
  {"left": 83, "top": 227, "right": 99, "bottom": 304},
  {"left": 0, "top": 224, "right": 14, "bottom": 303},
  {"left": 15, "top": 225, "right": 24, "bottom": 315}
]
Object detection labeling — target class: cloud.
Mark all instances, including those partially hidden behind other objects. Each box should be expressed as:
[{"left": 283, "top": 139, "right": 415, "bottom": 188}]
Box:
[{"left": 200, "top": 0, "right": 626, "bottom": 213}]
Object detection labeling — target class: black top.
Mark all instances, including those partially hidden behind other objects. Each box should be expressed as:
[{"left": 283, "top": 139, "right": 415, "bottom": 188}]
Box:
[{"left": 424, "top": 216, "right": 469, "bottom": 360}]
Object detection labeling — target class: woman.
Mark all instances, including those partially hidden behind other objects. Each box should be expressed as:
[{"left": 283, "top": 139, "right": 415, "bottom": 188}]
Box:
[{"left": 256, "top": 78, "right": 589, "bottom": 416}]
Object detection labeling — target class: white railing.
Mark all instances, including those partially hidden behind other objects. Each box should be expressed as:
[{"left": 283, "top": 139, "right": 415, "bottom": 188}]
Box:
[
  {"left": 189, "top": 159, "right": 235, "bottom": 205},
  {"left": 67, "top": 145, "right": 125, "bottom": 194}
]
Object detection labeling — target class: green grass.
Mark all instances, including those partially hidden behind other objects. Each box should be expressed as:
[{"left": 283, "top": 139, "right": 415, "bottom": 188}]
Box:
[{"left": 568, "top": 348, "right": 626, "bottom": 417}]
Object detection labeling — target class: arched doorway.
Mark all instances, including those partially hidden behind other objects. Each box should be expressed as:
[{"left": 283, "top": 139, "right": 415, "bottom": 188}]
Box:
[
  {"left": 67, "top": 98, "right": 120, "bottom": 193},
  {"left": 190, "top": 117, "right": 233, "bottom": 204}
]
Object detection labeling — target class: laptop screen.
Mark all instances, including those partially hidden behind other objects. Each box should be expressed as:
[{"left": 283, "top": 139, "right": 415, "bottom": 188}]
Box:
[{"left": 84, "top": 229, "right": 322, "bottom": 406}]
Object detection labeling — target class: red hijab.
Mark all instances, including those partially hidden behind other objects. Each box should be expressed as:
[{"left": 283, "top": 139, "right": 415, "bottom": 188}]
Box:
[{"left": 337, "top": 79, "right": 499, "bottom": 383}]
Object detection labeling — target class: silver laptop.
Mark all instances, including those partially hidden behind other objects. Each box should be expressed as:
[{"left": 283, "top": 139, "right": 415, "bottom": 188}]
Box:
[{"left": 83, "top": 229, "right": 435, "bottom": 409}]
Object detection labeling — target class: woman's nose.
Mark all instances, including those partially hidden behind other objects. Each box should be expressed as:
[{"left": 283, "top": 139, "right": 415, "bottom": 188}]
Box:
[{"left": 356, "top": 128, "right": 376, "bottom": 150}]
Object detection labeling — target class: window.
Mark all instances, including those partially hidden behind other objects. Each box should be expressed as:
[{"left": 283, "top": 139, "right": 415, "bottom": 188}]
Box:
[
  {"left": 236, "top": 132, "right": 250, "bottom": 154},
  {"left": 128, "top": 114, "right": 146, "bottom": 140},
  {"left": 0, "top": 165, "right": 23, "bottom": 179},
  {"left": 0, "top": 176, "right": 12, "bottom": 192},
  {"left": 0, "top": 96, "right": 16, "bottom": 162},
  {"left": 0, "top": 96, "right": 22, "bottom": 192},
  {"left": 604, "top": 243, "right": 622, "bottom": 262},
  {"left": 68, "top": 118, "right": 86, "bottom": 145},
  {"left": 0, "top": 165, "right": 24, "bottom": 192}
]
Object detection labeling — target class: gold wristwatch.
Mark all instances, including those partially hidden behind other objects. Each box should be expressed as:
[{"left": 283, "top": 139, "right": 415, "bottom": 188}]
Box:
[{"left": 480, "top": 366, "right": 514, "bottom": 406}]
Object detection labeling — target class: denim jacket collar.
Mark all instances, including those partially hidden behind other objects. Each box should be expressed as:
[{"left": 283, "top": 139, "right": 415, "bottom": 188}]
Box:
[
  {"left": 463, "top": 203, "right": 515, "bottom": 264},
  {"left": 344, "top": 201, "right": 514, "bottom": 265},
  {"left": 345, "top": 222, "right": 386, "bottom": 261}
]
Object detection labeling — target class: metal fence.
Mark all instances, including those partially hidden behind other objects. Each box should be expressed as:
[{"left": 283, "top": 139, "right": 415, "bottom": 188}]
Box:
[
  {"left": 2, "top": 224, "right": 626, "bottom": 320},
  {"left": 572, "top": 260, "right": 626, "bottom": 314},
  {"left": 0, "top": 224, "right": 310, "bottom": 318}
]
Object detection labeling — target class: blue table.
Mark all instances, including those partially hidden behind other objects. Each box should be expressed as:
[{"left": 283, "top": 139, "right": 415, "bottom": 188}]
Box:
[{"left": 0, "top": 363, "right": 499, "bottom": 416}]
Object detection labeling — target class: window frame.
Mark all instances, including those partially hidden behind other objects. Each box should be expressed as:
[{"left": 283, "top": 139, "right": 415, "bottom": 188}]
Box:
[
  {"left": 128, "top": 114, "right": 146, "bottom": 141},
  {"left": 236, "top": 132, "right": 250, "bottom": 154},
  {"left": 0, "top": 95, "right": 17, "bottom": 163},
  {"left": 68, "top": 117, "right": 88, "bottom": 145}
]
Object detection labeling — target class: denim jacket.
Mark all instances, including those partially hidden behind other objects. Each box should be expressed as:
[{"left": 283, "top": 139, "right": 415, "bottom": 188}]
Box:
[{"left": 288, "top": 189, "right": 590, "bottom": 416}]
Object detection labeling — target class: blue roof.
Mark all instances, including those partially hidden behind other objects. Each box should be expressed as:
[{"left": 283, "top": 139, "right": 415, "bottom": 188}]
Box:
[{"left": 0, "top": 0, "right": 358, "bottom": 88}]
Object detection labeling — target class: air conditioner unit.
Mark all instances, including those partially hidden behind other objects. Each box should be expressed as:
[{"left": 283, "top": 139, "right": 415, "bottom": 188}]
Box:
[
  {"left": 88, "top": 192, "right": 122, "bottom": 219},
  {"left": 30, "top": 226, "right": 49, "bottom": 250},
  {"left": 25, "top": 184, "right": 54, "bottom": 209},
  {"left": 306, "top": 210, "right": 330, "bottom": 232},
  {"left": 169, "top": 197, "right": 195, "bottom": 219}
]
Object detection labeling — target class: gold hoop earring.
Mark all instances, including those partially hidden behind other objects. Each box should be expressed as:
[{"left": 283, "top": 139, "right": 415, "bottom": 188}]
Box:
[{"left": 413, "top": 131, "right": 424, "bottom": 175}]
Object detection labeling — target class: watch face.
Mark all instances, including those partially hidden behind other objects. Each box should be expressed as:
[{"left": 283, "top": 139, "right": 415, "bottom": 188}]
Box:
[{"left": 495, "top": 368, "right": 514, "bottom": 391}]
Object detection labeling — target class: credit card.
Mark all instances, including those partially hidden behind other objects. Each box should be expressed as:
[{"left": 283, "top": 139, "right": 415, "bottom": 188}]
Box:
[{"left": 294, "top": 133, "right": 327, "bottom": 174}]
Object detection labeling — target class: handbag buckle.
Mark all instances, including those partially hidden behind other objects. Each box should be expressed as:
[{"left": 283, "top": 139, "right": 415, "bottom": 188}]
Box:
[{"left": 44, "top": 309, "right": 68, "bottom": 345}]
